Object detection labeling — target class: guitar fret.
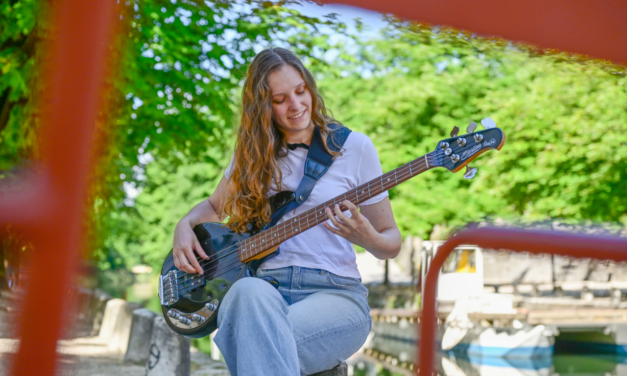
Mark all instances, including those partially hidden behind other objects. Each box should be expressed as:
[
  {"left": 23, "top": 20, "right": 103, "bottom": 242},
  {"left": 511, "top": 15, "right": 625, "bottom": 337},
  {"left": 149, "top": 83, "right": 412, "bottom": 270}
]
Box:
[{"left": 240, "top": 151, "right": 445, "bottom": 262}]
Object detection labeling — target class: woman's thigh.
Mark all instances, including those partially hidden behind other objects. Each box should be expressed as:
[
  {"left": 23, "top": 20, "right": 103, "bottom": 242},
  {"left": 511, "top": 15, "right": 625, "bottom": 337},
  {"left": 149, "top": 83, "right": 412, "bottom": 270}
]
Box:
[{"left": 287, "top": 289, "right": 371, "bottom": 375}]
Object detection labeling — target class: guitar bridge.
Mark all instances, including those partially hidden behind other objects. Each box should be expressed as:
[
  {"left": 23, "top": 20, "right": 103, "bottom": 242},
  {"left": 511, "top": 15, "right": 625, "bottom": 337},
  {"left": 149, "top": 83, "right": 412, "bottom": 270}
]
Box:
[{"left": 159, "top": 270, "right": 180, "bottom": 306}]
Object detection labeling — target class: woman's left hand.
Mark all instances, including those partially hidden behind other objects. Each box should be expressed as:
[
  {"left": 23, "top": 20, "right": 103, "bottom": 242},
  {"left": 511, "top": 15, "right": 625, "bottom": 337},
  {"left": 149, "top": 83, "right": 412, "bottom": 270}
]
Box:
[{"left": 323, "top": 200, "right": 377, "bottom": 248}]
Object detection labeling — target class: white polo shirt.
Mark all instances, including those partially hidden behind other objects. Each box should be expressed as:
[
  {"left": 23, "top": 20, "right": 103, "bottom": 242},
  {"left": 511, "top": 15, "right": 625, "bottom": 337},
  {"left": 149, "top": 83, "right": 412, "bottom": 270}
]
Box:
[{"left": 225, "top": 131, "right": 388, "bottom": 279}]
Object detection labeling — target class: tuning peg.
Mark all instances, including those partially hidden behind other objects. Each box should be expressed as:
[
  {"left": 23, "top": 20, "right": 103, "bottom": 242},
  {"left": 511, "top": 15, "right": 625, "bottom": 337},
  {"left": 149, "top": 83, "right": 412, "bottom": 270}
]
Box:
[
  {"left": 450, "top": 126, "right": 460, "bottom": 138},
  {"left": 481, "top": 117, "right": 496, "bottom": 129},
  {"left": 467, "top": 120, "right": 477, "bottom": 133},
  {"left": 463, "top": 165, "right": 478, "bottom": 180}
]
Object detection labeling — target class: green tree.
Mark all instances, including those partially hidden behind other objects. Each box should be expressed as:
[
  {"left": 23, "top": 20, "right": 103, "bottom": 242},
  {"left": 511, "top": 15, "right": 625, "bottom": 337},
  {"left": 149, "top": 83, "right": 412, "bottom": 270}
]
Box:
[
  {"left": 0, "top": 0, "right": 45, "bottom": 171},
  {"left": 95, "top": 0, "right": 349, "bottom": 272},
  {"left": 318, "top": 22, "right": 627, "bottom": 238}
]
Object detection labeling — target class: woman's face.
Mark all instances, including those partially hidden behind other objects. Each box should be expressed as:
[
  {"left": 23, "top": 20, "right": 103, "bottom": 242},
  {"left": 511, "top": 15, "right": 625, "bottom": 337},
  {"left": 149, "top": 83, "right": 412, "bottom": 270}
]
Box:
[{"left": 267, "top": 64, "right": 313, "bottom": 141}]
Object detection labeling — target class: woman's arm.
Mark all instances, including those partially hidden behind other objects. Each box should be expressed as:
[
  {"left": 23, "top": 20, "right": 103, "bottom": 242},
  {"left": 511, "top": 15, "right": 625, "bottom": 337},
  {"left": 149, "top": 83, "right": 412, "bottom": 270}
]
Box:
[
  {"left": 323, "top": 197, "right": 401, "bottom": 260},
  {"left": 173, "top": 176, "right": 229, "bottom": 274}
]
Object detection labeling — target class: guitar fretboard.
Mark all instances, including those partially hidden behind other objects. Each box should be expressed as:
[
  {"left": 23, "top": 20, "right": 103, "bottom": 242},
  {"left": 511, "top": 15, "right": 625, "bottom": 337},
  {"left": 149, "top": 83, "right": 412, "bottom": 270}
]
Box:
[{"left": 238, "top": 151, "right": 439, "bottom": 261}]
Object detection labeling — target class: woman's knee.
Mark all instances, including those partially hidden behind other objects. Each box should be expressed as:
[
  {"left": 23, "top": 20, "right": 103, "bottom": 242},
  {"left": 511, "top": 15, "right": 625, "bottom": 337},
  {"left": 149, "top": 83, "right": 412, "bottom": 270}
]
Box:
[
  {"left": 220, "top": 278, "right": 283, "bottom": 313},
  {"left": 218, "top": 277, "right": 286, "bottom": 327}
]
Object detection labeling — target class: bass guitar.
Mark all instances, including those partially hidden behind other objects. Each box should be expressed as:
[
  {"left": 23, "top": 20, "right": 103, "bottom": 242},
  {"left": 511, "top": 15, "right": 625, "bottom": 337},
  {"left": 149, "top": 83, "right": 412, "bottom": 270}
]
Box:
[{"left": 159, "top": 119, "right": 505, "bottom": 338}]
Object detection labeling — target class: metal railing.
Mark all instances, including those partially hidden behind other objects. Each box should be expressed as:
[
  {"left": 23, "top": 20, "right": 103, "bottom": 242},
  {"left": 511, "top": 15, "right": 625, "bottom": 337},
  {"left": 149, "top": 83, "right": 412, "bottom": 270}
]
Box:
[
  {"left": 0, "top": 1, "right": 119, "bottom": 375},
  {"left": 417, "top": 226, "right": 627, "bottom": 375}
]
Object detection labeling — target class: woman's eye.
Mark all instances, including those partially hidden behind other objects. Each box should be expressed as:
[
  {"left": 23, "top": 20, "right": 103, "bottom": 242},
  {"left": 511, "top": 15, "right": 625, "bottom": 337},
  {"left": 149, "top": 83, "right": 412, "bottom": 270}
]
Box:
[{"left": 296, "top": 90, "right": 305, "bottom": 95}]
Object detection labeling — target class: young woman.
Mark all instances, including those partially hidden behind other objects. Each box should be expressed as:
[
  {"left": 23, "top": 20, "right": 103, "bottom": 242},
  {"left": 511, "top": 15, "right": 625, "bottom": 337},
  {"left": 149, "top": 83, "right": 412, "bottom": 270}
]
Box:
[{"left": 172, "top": 48, "right": 401, "bottom": 376}]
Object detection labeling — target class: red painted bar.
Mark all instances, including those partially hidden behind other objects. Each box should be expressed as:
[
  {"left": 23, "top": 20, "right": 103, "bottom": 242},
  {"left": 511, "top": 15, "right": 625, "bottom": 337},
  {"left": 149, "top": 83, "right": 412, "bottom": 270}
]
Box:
[
  {"left": 0, "top": 1, "right": 118, "bottom": 375},
  {"left": 418, "top": 227, "right": 627, "bottom": 375},
  {"left": 322, "top": 0, "right": 627, "bottom": 66}
]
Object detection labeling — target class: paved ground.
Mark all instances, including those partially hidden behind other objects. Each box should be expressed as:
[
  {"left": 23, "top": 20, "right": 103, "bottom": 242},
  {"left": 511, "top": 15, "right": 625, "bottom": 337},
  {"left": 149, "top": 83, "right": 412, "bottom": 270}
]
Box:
[{"left": 0, "top": 337, "right": 230, "bottom": 376}]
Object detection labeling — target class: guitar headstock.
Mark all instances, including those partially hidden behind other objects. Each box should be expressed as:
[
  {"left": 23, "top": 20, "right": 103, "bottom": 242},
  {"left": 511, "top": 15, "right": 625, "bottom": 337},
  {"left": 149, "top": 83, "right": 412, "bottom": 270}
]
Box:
[{"left": 429, "top": 118, "right": 505, "bottom": 178}]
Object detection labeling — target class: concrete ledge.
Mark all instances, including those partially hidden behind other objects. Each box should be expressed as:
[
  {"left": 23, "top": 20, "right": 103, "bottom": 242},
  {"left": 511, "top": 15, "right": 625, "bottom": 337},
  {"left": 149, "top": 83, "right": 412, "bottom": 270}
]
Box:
[
  {"left": 109, "top": 301, "right": 142, "bottom": 353},
  {"left": 90, "top": 290, "right": 112, "bottom": 336},
  {"left": 124, "top": 308, "right": 158, "bottom": 364},
  {"left": 146, "top": 316, "right": 190, "bottom": 376},
  {"left": 99, "top": 298, "right": 125, "bottom": 340}
]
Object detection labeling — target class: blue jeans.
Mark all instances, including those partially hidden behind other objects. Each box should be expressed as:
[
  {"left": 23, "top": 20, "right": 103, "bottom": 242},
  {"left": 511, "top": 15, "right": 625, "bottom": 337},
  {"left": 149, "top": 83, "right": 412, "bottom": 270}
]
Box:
[{"left": 214, "top": 266, "right": 372, "bottom": 376}]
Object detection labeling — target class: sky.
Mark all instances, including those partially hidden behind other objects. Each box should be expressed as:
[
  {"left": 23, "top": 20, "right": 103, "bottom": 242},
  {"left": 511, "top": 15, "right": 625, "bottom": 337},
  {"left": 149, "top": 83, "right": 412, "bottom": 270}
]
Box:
[{"left": 286, "top": 1, "right": 387, "bottom": 39}]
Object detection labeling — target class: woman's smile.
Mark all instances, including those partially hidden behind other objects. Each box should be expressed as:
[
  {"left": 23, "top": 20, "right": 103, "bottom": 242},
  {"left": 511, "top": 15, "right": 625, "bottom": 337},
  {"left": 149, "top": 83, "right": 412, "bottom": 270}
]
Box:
[{"left": 288, "top": 110, "right": 306, "bottom": 120}]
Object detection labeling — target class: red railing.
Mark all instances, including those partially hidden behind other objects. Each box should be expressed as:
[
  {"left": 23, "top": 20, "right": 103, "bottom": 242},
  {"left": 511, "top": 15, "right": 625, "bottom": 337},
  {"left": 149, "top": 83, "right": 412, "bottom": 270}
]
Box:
[
  {"left": 1, "top": 1, "right": 625, "bottom": 375},
  {"left": 417, "top": 227, "right": 627, "bottom": 375},
  {"left": 0, "top": 1, "right": 118, "bottom": 375}
]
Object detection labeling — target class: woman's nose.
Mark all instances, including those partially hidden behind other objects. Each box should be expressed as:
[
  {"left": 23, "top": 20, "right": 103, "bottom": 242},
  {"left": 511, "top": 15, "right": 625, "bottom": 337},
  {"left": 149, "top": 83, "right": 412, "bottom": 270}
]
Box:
[{"left": 287, "top": 94, "right": 299, "bottom": 109}]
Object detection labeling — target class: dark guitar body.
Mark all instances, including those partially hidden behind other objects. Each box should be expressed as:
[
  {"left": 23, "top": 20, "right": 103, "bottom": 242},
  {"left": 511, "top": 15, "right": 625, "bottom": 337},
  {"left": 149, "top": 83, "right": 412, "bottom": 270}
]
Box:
[{"left": 160, "top": 222, "right": 253, "bottom": 338}]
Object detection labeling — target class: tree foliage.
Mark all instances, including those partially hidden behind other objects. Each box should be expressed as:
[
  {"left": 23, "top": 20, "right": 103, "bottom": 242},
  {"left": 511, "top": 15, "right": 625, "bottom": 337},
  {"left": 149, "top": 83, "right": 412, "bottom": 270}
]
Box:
[
  {"left": 95, "top": 0, "right": 348, "bottom": 271},
  {"left": 318, "top": 22, "right": 627, "bottom": 239},
  {"left": 0, "top": 0, "right": 45, "bottom": 172}
]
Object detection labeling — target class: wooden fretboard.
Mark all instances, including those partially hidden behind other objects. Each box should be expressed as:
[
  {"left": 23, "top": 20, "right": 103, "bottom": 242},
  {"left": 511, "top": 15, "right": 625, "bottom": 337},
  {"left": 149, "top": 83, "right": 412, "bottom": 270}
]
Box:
[{"left": 238, "top": 151, "right": 439, "bottom": 261}]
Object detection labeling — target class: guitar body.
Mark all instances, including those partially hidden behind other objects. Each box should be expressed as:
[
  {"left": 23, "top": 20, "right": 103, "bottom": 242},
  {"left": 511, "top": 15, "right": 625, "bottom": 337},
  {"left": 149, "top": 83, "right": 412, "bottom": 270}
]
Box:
[{"left": 160, "top": 222, "right": 253, "bottom": 338}]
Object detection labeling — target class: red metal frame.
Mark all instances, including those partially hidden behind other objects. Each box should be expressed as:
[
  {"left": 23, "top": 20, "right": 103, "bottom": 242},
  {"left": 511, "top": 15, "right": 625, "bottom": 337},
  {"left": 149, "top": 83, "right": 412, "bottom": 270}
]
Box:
[
  {"left": 0, "top": 0, "right": 624, "bottom": 375},
  {"left": 418, "top": 227, "right": 627, "bottom": 375},
  {"left": 0, "top": 1, "right": 118, "bottom": 375},
  {"left": 327, "top": 0, "right": 627, "bottom": 65}
]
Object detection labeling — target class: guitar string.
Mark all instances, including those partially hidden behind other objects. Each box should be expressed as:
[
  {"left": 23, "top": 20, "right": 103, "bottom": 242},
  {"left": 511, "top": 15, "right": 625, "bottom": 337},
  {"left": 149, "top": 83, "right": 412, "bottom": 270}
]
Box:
[
  {"left": 170, "top": 152, "right": 450, "bottom": 289},
  {"left": 170, "top": 149, "right": 459, "bottom": 289},
  {"left": 168, "top": 154, "right": 440, "bottom": 292},
  {"left": 170, "top": 150, "right": 461, "bottom": 289},
  {"left": 177, "top": 131, "right": 494, "bottom": 286},
  {"left": 201, "top": 139, "right": 491, "bottom": 282}
]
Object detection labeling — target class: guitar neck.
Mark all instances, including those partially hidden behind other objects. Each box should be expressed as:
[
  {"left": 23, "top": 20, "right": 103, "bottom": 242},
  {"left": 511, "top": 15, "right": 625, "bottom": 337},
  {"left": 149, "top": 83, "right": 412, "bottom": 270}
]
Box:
[{"left": 238, "top": 151, "right": 438, "bottom": 262}]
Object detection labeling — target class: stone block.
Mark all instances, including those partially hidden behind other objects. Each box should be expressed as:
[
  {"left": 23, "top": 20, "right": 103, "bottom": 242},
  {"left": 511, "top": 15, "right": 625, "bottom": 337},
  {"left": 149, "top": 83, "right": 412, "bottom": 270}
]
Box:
[
  {"left": 124, "top": 308, "right": 158, "bottom": 364},
  {"left": 146, "top": 316, "right": 190, "bottom": 376},
  {"left": 99, "top": 298, "right": 125, "bottom": 340},
  {"left": 309, "top": 362, "right": 348, "bottom": 376},
  {"left": 109, "top": 301, "right": 142, "bottom": 353},
  {"left": 91, "top": 290, "right": 112, "bottom": 336}
]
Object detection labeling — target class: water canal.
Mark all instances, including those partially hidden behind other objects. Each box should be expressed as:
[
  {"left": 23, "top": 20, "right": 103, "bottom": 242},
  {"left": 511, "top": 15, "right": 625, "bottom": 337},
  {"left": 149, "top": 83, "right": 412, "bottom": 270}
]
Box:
[{"left": 353, "top": 335, "right": 627, "bottom": 376}]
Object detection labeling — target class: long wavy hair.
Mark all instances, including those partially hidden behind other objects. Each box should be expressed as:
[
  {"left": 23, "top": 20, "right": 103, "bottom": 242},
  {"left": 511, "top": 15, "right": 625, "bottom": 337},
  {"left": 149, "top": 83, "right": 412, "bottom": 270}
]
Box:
[{"left": 222, "top": 48, "right": 341, "bottom": 233}]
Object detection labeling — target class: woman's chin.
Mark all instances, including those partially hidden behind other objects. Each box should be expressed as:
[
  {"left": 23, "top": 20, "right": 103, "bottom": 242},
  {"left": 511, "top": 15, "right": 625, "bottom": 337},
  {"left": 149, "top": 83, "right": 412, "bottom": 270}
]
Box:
[{"left": 282, "top": 118, "right": 313, "bottom": 133}]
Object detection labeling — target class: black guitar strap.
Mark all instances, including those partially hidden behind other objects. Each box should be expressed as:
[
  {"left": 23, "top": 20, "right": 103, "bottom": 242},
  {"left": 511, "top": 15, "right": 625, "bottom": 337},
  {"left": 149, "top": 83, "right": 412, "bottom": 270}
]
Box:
[{"left": 267, "top": 123, "right": 352, "bottom": 228}]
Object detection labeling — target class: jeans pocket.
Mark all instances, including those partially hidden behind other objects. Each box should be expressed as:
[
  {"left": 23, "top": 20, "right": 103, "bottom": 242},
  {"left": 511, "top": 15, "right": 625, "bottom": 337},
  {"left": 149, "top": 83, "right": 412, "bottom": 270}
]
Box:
[{"left": 325, "top": 272, "right": 368, "bottom": 297}]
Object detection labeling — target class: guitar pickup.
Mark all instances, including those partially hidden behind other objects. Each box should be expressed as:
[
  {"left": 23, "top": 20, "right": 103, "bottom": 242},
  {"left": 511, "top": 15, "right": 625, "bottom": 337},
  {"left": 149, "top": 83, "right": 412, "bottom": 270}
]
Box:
[{"left": 180, "top": 274, "right": 206, "bottom": 297}]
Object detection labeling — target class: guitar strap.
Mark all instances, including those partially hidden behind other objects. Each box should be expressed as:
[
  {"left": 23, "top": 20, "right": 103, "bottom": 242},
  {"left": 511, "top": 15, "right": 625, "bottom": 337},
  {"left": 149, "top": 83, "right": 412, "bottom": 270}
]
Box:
[
  {"left": 267, "top": 123, "right": 352, "bottom": 228},
  {"left": 248, "top": 123, "right": 351, "bottom": 277}
]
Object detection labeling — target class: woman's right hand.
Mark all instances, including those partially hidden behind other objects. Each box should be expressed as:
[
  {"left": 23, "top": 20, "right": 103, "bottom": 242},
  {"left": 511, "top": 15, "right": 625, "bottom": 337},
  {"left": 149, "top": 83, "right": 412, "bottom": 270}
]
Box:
[{"left": 173, "top": 220, "right": 210, "bottom": 274}]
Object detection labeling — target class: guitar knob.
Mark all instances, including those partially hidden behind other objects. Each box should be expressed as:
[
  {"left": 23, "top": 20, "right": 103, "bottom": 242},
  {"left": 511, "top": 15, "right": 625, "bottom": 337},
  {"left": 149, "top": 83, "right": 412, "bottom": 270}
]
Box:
[
  {"left": 457, "top": 138, "right": 467, "bottom": 147},
  {"left": 464, "top": 166, "right": 478, "bottom": 180},
  {"left": 450, "top": 126, "right": 460, "bottom": 138},
  {"left": 451, "top": 154, "right": 460, "bottom": 163},
  {"left": 481, "top": 117, "right": 496, "bottom": 129},
  {"left": 440, "top": 142, "right": 450, "bottom": 149},
  {"left": 474, "top": 133, "right": 484, "bottom": 143},
  {"left": 467, "top": 121, "right": 477, "bottom": 133},
  {"left": 205, "top": 303, "right": 217, "bottom": 311},
  {"left": 191, "top": 314, "right": 205, "bottom": 323},
  {"left": 178, "top": 317, "right": 191, "bottom": 326},
  {"left": 444, "top": 148, "right": 453, "bottom": 156}
]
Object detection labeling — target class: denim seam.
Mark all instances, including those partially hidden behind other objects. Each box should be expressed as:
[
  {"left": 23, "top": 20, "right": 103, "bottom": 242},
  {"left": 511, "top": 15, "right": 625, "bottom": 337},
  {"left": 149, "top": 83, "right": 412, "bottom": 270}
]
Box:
[
  {"left": 325, "top": 273, "right": 368, "bottom": 296},
  {"left": 295, "top": 316, "right": 371, "bottom": 346}
]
